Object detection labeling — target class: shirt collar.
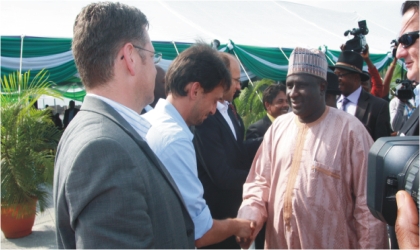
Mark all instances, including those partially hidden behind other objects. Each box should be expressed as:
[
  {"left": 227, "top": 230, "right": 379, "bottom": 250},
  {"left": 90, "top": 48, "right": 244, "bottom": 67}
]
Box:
[
  {"left": 339, "top": 86, "right": 362, "bottom": 104},
  {"left": 217, "top": 100, "right": 229, "bottom": 112},
  {"left": 153, "top": 98, "right": 194, "bottom": 141},
  {"left": 86, "top": 93, "right": 151, "bottom": 140},
  {"left": 267, "top": 113, "right": 276, "bottom": 122}
]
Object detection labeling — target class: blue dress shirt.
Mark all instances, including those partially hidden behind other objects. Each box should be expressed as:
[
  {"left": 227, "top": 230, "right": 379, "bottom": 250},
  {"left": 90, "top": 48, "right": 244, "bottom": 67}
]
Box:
[{"left": 142, "top": 98, "right": 213, "bottom": 240}]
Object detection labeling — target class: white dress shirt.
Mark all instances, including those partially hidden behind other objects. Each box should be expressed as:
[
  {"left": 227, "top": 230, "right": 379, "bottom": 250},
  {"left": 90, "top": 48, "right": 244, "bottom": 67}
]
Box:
[
  {"left": 337, "top": 86, "right": 362, "bottom": 116},
  {"left": 217, "top": 100, "right": 237, "bottom": 140},
  {"left": 86, "top": 94, "right": 151, "bottom": 140}
]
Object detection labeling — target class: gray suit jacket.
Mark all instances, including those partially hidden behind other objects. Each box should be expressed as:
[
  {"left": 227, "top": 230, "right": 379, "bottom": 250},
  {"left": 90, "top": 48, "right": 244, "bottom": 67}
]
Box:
[{"left": 53, "top": 96, "right": 194, "bottom": 249}]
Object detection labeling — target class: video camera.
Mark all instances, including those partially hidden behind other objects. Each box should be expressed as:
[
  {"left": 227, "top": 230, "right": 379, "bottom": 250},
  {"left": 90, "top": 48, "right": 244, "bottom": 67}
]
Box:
[
  {"left": 390, "top": 39, "right": 399, "bottom": 58},
  {"left": 367, "top": 136, "right": 419, "bottom": 226},
  {"left": 395, "top": 79, "right": 415, "bottom": 100},
  {"left": 343, "top": 20, "right": 369, "bottom": 53}
]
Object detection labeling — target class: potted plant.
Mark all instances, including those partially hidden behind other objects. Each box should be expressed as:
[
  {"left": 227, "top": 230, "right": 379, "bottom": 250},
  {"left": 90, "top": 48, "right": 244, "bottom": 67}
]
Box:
[{"left": 1, "top": 69, "right": 62, "bottom": 238}]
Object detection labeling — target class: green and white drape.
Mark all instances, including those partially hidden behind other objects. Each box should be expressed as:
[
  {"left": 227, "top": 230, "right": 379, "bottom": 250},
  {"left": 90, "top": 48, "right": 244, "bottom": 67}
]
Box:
[{"left": 1, "top": 36, "right": 401, "bottom": 101}]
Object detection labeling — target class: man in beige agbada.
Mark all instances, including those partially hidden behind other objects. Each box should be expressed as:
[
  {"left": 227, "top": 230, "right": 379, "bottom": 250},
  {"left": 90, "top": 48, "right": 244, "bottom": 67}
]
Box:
[{"left": 237, "top": 47, "right": 388, "bottom": 249}]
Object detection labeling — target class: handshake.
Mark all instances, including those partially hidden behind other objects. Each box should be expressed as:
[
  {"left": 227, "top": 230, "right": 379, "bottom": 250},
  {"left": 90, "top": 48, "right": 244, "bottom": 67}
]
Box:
[{"left": 233, "top": 218, "right": 257, "bottom": 249}]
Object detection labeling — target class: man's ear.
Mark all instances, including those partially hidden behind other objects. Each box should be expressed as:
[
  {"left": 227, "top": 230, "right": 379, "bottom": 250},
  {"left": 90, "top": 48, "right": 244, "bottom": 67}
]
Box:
[
  {"left": 320, "top": 80, "right": 327, "bottom": 95},
  {"left": 120, "top": 43, "right": 136, "bottom": 76},
  {"left": 187, "top": 82, "right": 201, "bottom": 100},
  {"left": 264, "top": 101, "right": 270, "bottom": 111}
]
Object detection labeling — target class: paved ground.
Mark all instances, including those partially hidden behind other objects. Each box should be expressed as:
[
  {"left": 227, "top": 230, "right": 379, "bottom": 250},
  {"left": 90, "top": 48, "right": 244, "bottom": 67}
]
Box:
[{"left": 1, "top": 188, "right": 57, "bottom": 249}]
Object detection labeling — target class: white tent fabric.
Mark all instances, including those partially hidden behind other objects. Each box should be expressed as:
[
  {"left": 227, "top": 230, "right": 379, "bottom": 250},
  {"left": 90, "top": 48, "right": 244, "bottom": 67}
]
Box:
[{"left": 2, "top": 1, "right": 403, "bottom": 53}]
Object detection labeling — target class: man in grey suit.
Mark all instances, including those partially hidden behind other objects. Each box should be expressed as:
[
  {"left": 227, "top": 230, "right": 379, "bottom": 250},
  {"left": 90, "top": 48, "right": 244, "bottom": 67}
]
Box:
[{"left": 53, "top": 2, "right": 194, "bottom": 248}]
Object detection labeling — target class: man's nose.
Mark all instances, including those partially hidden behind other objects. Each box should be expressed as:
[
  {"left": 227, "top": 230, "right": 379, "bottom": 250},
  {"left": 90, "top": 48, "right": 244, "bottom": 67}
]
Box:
[
  {"left": 210, "top": 104, "right": 217, "bottom": 115},
  {"left": 396, "top": 43, "right": 407, "bottom": 59},
  {"left": 288, "top": 87, "right": 298, "bottom": 98}
]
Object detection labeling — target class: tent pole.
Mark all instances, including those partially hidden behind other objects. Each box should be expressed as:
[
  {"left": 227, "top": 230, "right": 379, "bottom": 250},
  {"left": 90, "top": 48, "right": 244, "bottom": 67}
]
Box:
[
  {"left": 19, "top": 34, "right": 25, "bottom": 95},
  {"left": 278, "top": 47, "right": 289, "bottom": 62},
  {"left": 172, "top": 41, "right": 180, "bottom": 55}
]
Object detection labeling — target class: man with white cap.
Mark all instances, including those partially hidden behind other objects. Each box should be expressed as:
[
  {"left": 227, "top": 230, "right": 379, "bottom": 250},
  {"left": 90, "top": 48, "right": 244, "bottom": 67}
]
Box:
[{"left": 236, "top": 47, "right": 388, "bottom": 249}]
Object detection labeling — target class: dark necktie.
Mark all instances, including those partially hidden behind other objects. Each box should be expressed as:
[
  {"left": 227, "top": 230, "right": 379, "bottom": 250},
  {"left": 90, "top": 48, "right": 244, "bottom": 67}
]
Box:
[{"left": 341, "top": 97, "right": 350, "bottom": 112}]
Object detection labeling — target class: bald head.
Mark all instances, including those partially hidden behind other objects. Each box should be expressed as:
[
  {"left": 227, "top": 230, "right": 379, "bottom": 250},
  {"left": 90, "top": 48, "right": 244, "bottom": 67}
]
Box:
[
  {"left": 219, "top": 52, "right": 241, "bottom": 102},
  {"left": 151, "top": 65, "right": 166, "bottom": 108}
]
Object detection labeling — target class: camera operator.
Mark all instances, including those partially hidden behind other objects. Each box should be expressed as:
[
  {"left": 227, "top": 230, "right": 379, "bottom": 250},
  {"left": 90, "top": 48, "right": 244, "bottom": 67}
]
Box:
[
  {"left": 389, "top": 82, "right": 416, "bottom": 132},
  {"left": 394, "top": 1, "right": 420, "bottom": 249},
  {"left": 360, "top": 44, "right": 384, "bottom": 98}
]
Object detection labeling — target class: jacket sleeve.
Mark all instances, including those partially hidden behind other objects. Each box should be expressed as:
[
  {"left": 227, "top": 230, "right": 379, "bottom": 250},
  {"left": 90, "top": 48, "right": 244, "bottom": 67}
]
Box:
[
  {"left": 237, "top": 125, "right": 273, "bottom": 239},
  {"left": 373, "top": 100, "right": 392, "bottom": 140},
  {"left": 195, "top": 116, "right": 249, "bottom": 190},
  {"left": 390, "top": 97, "right": 407, "bottom": 132}
]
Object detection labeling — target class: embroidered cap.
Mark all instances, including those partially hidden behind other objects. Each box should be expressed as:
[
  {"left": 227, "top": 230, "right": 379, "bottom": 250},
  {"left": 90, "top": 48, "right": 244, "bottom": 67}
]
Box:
[{"left": 287, "top": 47, "right": 328, "bottom": 81}]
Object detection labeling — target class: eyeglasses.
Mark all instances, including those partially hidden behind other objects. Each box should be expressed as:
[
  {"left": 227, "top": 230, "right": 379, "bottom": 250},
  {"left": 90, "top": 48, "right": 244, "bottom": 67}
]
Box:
[
  {"left": 120, "top": 44, "right": 162, "bottom": 64},
  {"left": 133, "top": 45, "right": 162, "bottom": 64},
  {"left": 335, "top": 72, "right": 354, "bottom": 78},
  {"left": 398, "top": 31, "right": 419, "bottom": 48},
  {"left": 232, "top": 78, "right": 241, "bottom": 84}
]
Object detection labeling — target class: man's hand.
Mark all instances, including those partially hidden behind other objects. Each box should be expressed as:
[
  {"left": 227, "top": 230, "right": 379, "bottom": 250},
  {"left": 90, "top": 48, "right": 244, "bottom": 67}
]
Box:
[
  {"left": 395, "top": 190, "right": 419, "bottom": 249},
  {"left": 236, "top": 235, "right": 254, "bottom": 249},
  {"left": 234, "top": 219, "right": 256, "bottom": 249},
  {"left": 360, "top": 44, "right": 370, "bottom": 60},
  {"left": 233, "top": 218, "right": 255, "bottom": 238}
]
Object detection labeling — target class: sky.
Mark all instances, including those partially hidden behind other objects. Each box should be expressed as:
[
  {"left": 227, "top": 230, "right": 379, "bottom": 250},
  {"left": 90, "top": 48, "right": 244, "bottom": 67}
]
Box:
[{"left": 1, "top": 0, "right": 403, "bottom": 38}]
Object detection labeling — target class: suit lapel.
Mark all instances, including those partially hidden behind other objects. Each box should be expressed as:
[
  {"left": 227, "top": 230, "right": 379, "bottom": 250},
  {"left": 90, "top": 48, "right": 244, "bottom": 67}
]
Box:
[
  {"left": 355, "top": 90, "right": 369, "bottom": 121},
  {"left": 227, "top": 107, "right": 242, "bottom": 141},
  {"left": 214, "top": 110, "right": 245, "bottom": 154},
  {"left": 80, "top": 96, "right": 186, "bottom": 206}
]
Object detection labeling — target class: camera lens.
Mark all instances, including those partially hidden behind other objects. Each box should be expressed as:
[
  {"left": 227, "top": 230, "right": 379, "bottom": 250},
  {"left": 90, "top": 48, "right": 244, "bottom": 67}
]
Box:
[{"left": 401, "top": 153, "right": 419, "bottom": 211}]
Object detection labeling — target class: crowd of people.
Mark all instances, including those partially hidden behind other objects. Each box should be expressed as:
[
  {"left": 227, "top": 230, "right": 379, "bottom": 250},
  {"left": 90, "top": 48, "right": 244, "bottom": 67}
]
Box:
[{"left": 53, "top": 1, "right": 419, "bottom": 249}]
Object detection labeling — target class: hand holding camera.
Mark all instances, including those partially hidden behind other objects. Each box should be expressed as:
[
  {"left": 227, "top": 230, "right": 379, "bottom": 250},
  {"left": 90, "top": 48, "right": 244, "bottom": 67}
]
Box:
[{"left": 395, "top": 190, "right": 419, "bottom": 249}]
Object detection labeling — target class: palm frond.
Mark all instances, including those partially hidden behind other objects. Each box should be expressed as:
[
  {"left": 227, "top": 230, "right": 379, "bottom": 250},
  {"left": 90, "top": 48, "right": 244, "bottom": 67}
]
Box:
[
  {"left": 1, "top": 70, "right": 62, "bottom": 217},
  {"left": 235, "top": 79, "right": 275, "bottom": 129}
]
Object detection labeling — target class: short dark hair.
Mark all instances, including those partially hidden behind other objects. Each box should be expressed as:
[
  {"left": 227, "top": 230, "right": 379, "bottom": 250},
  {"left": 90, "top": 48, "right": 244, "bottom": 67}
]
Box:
[
  {"left": 402, "top": 1, "right": 419, "bottom": 15},
  {"left": 72, "top": 2, "right": 149, "bottom": 89},
  {"left": 262, "top": 84, "right": 286, "bottom": 110},
  {"left": 165, "top": 43, "right": 231, "bottom": 96}
]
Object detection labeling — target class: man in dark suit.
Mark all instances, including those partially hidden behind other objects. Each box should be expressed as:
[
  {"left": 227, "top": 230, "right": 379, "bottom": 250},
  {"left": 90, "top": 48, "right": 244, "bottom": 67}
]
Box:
[
  {"left": 53, "top": 3, "right": 194, "bottom": 248},
  {"left": 246, "top": 84, "right": 288, "bottom": 140},
  {"left": 63, "top": 100, "right": 79, "bottom": 128},
  {"left": 333, "top": 50, "right": 391, "bottom": 140},
  {"left": 194, "top": 52, "right": 260, "bottom": 249}
]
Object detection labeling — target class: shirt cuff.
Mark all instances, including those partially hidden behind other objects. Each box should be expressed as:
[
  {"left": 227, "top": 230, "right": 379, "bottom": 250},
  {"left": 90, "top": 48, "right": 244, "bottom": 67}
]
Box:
[{"left": 193, "top": 205, "right": 213, "bottom": 240}]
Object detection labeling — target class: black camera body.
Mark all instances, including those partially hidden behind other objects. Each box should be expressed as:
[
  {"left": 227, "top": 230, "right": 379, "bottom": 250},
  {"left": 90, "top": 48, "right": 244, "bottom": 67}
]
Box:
[
  {"left": 395, "top": 79, "right": 415, "bottom": 100},
  {"left": 390, "top": 39, "right": 399, "bottom": 58},
  {"left": 367, "top": 136, "right": 419, "bottom": 226},
  {"left": 343, "top": 20, "right": 369, "bottom": 53}
]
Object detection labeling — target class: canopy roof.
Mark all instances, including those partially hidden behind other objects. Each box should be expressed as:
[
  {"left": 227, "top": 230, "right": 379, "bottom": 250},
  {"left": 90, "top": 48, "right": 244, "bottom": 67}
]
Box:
[
  {"left": 1, "top": 1, "right": 405, "bottom": 101},
  {"left": 2, "top": 1, "right": 403, "bottom": 53}
]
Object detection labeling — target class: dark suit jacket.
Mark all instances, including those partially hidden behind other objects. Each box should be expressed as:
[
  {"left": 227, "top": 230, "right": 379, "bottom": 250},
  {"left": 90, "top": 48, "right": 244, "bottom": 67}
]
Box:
[
  {"left": 246, "top": 115, "right": 272, "bottom": 139},
  {"left": 398, "top": 106, "right": 419, "bottom": 136},
  {"left": 63, "top": 107, "right": 80, "bottom": 128},
  {"left": 245, "top": 115, "right": 272, "bottom": 158},
  {"left": 356, "top": 90, "right": 392, "bottom": 141},
  {"left": 193, "top": 109, "right": 259, "bottom": 249},
  {"left": 54, "top": 96, "right": 194, "bottom": 249}
]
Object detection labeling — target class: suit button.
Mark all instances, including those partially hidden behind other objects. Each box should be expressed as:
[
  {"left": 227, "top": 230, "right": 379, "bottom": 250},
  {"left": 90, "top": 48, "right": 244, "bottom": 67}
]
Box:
[{"left": 187, "top": 228, "right": 193, "bottom": 236}]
